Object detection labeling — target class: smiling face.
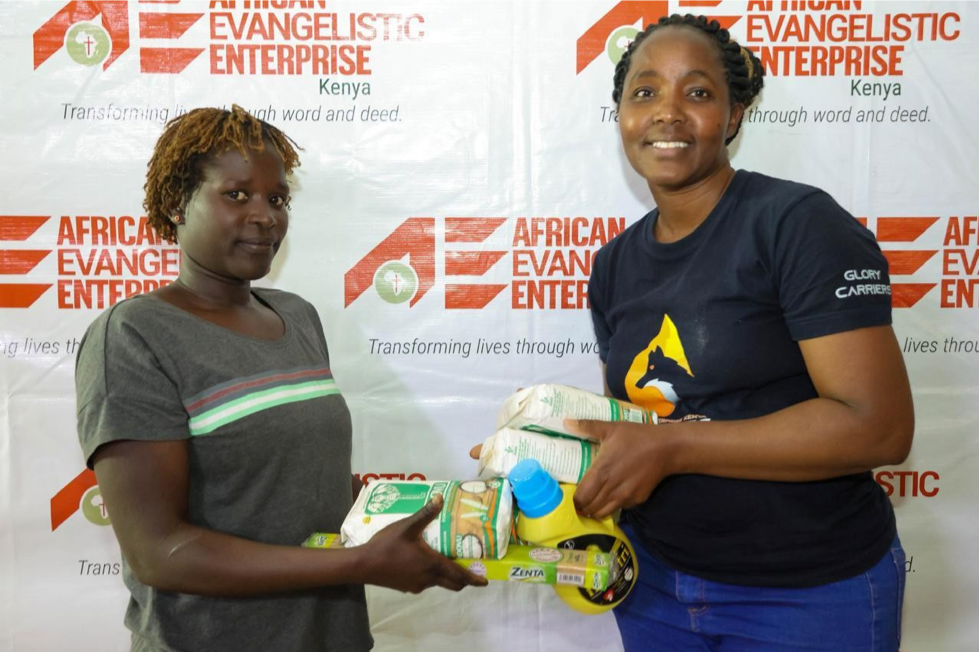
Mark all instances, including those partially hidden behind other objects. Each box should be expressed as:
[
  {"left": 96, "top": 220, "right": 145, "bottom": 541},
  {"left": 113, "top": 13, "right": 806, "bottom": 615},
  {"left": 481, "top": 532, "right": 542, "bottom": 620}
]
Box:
[
  {"left": 617, "top": 26, "right": 744, "bottom": 192},
  {"left": 176, "top": 144, "right": 291, "bottom": 284}
]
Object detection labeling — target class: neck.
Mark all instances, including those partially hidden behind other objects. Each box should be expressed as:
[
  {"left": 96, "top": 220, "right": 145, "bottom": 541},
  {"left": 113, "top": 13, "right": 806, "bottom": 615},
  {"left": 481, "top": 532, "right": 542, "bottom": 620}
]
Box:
[
  {"left": 649, "top": 166, "right": 736, "bottom": 244},
  {"left": 173, "top": 269, "right": 253, "bottom": 309}
]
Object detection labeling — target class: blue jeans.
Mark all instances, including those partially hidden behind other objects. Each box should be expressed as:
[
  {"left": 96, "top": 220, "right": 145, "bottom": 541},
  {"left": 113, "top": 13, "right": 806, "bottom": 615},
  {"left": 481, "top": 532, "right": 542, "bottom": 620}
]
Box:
[{"left": 613, "top": 528, "right": 906, "bottom": 651}]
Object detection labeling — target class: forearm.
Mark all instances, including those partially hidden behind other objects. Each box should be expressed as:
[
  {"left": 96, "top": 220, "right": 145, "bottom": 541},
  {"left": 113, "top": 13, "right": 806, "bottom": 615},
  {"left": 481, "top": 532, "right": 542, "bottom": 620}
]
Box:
[
  {"left": 664, "top": 396, "right": 913, "bottom": 482},
  {"left": 133, "top": 524, "right": 367, "bottom": 596}
]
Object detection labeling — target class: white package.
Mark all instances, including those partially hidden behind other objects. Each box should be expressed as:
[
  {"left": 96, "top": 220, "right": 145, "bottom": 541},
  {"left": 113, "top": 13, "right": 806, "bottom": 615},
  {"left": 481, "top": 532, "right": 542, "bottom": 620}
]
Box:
[
  {"left": 497, "top": 383, "right": 656, "bottom": 440},
  {"left": 340, "top": 479, "right": 512, "bottom": 559},
  {"left": 478, "top": 427, "right": 598, "bottom": 484}
]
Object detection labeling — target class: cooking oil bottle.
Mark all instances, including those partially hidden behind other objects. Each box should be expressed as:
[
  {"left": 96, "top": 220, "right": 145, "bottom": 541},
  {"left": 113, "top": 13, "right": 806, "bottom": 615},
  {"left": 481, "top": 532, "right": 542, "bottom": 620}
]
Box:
[{"left": 509, "top": 459, "right": 638, "bottom": 614}]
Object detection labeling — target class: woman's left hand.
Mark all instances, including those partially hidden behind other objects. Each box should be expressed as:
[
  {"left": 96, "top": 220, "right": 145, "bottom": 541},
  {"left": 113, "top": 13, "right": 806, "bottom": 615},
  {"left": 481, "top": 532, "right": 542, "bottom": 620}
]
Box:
[{"left": 565, "top": 418, "right": 674, "bottom": 520}]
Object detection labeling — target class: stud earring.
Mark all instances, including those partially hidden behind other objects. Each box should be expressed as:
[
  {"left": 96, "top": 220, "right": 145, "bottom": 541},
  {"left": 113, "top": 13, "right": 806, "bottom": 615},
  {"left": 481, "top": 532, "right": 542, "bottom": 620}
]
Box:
[{"left": 171, "top": 215, "right": 182, "bottom": 224}]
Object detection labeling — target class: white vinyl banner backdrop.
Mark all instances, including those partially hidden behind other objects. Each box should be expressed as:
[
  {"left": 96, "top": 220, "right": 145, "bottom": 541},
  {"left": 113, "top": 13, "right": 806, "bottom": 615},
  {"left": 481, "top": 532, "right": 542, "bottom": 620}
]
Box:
[{"left": 1, "top": 1, "right": 977, "bottom": 650}]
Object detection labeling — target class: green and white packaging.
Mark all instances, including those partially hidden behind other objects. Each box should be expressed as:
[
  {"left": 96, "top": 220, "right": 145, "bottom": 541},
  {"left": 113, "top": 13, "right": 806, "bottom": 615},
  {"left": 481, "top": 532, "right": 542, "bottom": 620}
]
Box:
[
  {"left": 340, "top": 479, "right": 512, "bottom": 559},
  {"left": 478, "top": 427, "right": 597, "bottom": 483},
  {"left": 497, "top": 383, "right": 656, "bottom": 440},
  {"left": 302, "top": 533, "right": 611, "bottom": 590}
]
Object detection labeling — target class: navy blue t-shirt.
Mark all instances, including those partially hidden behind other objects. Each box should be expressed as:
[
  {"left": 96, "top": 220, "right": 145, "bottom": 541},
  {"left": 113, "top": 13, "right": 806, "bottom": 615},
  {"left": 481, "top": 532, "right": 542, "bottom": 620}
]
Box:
[{"left": 589, "top": 170, "right": 897, "bottom": 587}]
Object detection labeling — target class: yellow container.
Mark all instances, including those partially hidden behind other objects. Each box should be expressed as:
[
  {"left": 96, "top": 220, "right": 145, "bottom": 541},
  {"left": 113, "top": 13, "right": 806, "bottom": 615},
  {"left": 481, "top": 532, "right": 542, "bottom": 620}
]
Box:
[{"left": 510, "top": 460, "right": 638, "bottom": 615}]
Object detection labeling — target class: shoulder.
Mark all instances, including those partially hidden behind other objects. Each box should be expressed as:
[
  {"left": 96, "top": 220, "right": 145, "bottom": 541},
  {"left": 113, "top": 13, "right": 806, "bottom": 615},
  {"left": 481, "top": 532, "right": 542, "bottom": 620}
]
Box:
[
  {"left": 736, "top": 171, "right": 830, "bottom": 220},
  {"left": 735, "top": 171, "right": 863, "bottom": 242},
  {"left": 75, "top": 296, "right": 170, "bottom": 397},
  {"left": 254, "top": 287, "right": 324, "bottom": 330},
  {"left": 80, "top": 295, "right": 163, "bottom": 345}
]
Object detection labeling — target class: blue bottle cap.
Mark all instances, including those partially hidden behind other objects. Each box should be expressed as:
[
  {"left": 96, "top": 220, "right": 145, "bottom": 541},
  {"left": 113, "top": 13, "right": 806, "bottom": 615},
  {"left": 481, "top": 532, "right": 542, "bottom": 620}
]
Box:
[{"left": 509, "top": 459, "right": 563, "bottom": 518}]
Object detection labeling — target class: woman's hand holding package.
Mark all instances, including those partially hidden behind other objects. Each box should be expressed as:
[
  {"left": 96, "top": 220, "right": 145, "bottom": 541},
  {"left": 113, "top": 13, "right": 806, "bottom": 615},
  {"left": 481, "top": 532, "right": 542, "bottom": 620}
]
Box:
[
  {"left": 565, "top": 418, "right": 670, "bottom": 520},
  {"left": 360, "top": 494, "right": 488, "bottom": 594}
]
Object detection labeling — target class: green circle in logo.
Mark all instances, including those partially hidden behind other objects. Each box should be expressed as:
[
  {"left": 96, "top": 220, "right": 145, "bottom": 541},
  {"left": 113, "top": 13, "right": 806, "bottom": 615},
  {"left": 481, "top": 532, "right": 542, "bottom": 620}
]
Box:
[
  {"left": 373, "top": 261, "right": 418, "bottom": 304},
  {"left": 65, "top": 23, "right": 111, "bottom": 67},
  {"left": 607, "top": 26, "right": 640, "bottom": 65},
  {"left": 81, "top": 486, "right": 111, "bottom": 526}
]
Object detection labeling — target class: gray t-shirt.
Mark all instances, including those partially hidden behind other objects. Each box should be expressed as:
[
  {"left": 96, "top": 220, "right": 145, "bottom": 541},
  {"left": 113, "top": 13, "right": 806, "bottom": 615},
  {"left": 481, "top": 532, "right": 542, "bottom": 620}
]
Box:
[{"left": 76, "top": 288, "right": 373, "bottom": 652}]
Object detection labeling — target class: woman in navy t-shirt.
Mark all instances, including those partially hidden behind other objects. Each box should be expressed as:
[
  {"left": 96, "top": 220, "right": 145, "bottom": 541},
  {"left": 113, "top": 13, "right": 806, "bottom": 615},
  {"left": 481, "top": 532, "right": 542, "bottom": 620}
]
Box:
[{"left": 569, "top": 14, "right": 912, "bottom": 652}]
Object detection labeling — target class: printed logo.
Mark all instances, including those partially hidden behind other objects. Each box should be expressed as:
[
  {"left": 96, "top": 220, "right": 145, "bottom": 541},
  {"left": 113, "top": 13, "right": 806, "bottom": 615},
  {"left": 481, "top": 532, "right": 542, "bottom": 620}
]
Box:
[
  {"left": 65, "top": 22, "right": 111, "bottom": 66},
  {"left": 345, "top": 216, "right": 623, "bottom": 310},
  {"left": 589, "top": 3, "right": 964, "bottom": 124},
  {"left": 34, "top": 0, "right": 204, "bottom": 73},
  {"left": 576, "top": 1, "right": 741, "bottom": 73},
  {"left": 625, "top": 314, "right": 693, "bottom": 417},
  {"left": 354, "top": 472, "right": 427, "bottom": 485},
  {"left": 50, "top": 468, "right": 100, "bottom": 531},
  {"left": 606, "top": 26, "right": 639, "bottom": 65},
  {"left": 835, "top": 268, "right": 889, "bottom": 300},
  {"left": 741, "top": 1, "right": 961, "bottom": 78},
  {"left": 374, "top": 261, "right": 419, "bottom": 304},
  {"left": 35, "top": 1, "right": 425, "bottom": 76},
  {"left": 80, "top": 486, "right": 112, "bottom": 526},
  {"left": 510, "top": 567, "right": 545, "bottom": 581},
  {"left": 875, "top": 469, "right": 939, "bottom": 498},
  {"left": 346, "top": 217, "right": 436, "bottom": 308},
  {"left": 1, "top": 213, "right": 179, "bottom": 310}
]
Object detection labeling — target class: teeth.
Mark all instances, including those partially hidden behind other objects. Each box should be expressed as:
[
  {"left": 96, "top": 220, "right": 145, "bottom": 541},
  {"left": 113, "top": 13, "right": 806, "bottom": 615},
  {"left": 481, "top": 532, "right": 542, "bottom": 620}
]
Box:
[{"left": 650, "top": 141, "right": 688, "bottom": 149}]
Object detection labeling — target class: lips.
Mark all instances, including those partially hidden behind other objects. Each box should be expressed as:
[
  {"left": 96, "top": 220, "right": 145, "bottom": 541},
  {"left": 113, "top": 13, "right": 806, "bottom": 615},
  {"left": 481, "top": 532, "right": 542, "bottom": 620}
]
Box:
[
  {"left": 644, "top": 137, "right": 691, "bottom": 149},
  {"left": 238, "top": 238, "right": 277, "bottom": 251}
]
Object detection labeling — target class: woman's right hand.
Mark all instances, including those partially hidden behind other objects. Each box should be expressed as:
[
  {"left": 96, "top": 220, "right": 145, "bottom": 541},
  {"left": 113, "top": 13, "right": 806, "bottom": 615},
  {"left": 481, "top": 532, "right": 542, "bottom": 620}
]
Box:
[{"left": 359, "top": 495, "right": 488, "bottom": 593}]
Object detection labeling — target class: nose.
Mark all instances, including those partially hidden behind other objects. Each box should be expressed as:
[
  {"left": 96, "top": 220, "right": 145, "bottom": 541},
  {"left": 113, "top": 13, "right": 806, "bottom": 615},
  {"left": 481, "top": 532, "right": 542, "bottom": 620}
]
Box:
[
  {"left": 248, "top": 200, "right": 277, "bottom": 228},
  {"left": 653, "top": 91, "right": 684, "bottom": 125}
]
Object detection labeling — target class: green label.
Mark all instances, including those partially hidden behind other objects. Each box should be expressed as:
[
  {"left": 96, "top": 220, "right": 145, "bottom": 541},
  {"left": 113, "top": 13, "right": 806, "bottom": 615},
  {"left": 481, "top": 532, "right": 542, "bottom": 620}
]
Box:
[
  {"left": 607, "top": 398, "right": 621, "bottom": 421},
  {"left": 365, "top": 483, "right": 431, "bottom": 515},
  {"left": 522, "top": 424, "right": 567, "bottom": 437},
  {"left": 577, "top": 440, "right": 595, "bottom": 482}
]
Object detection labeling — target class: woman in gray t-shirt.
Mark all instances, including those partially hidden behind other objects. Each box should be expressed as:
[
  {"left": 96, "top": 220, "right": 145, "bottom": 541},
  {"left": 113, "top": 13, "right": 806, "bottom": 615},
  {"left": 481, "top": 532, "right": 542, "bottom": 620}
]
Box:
[{"left": 76, "top": 104, "right": 485, "bottom": 652}]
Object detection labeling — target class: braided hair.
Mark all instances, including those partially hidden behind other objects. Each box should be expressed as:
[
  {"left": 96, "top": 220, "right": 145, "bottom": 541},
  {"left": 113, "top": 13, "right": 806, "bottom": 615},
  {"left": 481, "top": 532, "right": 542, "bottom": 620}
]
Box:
[
  {"left": 144, "top": 104, "right": 302, "bottom": 243},
  {"left": 612, "top": 14, "right": 765, "bottom": 144}
]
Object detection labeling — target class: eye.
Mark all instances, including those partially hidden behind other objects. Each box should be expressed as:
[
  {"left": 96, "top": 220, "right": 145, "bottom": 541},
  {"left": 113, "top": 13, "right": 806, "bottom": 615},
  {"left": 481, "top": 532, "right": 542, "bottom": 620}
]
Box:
[
  {"left": 689, "top": 88, "right": 711, "bottom": 100},
  {"left": 270, "top": 195, "right": 291, "bottom": 210},
  {"left": 632, "top": 87, "right": 654, "bottom": 99},
  {"left": 225, "top": 190, "right": 248, "bottom": 202}
]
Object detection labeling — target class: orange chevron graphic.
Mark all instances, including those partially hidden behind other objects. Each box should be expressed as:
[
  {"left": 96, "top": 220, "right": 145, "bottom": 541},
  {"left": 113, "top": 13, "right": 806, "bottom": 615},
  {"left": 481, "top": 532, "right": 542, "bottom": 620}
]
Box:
[
  {"left": 139, "top": 11, "right": 203, "bottom": 39},
  {"left": 877, "top": 217, "right": 939, "bottom": 242},
  {"left": 0, "top": 216, "right": 50, "bottom": 241},
  {"left": 854, "top": 216, "right": 941, "bottom": 309},
  {"left": 445, "top": 218, "right": 506, "bottom": 243},
  {"left": 892, "top": 284, "right": 937, "bottom": 309},
  {"left": 0, "top": 284, "right": 52, "bottom": 308},
  {"left": 0, "top": 250, "right": 51, "bottom": 275},
  {"left": 883, "top": 250, "right": 938, "bottom": 276},
  {"left": 140, "top": 47, "right": 205, "bottom": 73},
  {"left": 446, "top": 284, "right": 508, "bottom": 309},
  {"left": 446, "top": 251, "right": 508, "bottom": 276}
]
